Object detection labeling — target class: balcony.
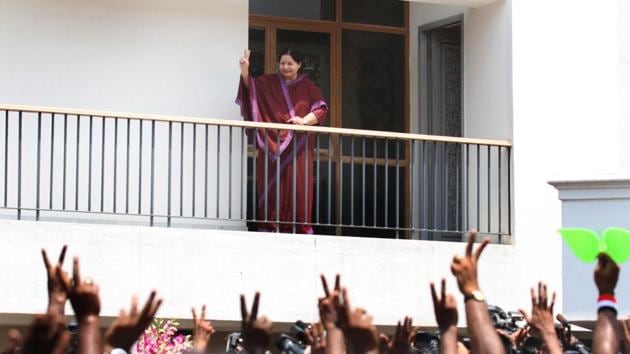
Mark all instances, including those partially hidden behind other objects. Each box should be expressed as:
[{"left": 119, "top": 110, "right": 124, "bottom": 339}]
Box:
[{"left": 0, "top": 104, "right": 512, "bottom": 242}]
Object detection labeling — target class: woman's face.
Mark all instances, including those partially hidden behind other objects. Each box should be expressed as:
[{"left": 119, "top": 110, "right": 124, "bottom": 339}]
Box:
[{"left": 279, "top": 54, "right": 301, "bottom": 81}]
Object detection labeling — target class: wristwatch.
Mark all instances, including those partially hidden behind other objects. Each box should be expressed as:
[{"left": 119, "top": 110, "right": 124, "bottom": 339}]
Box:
[{"left": 464, "top": 289, "right": 486, "bottom": 302}]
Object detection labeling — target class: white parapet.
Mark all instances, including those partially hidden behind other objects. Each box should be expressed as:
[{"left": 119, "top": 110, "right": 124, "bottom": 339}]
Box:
[{"left": 0, "top": 219, "right": 532, "bottom": 330}]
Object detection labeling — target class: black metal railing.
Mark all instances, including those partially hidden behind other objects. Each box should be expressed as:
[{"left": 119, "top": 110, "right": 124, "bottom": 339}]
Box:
[{"left": 0, "top": 105, "right": 512, "bottom": 242}]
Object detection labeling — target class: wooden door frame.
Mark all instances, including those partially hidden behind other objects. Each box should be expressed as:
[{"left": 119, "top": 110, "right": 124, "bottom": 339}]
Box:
[
  {"left": 249, "top": 0, "right": 411, "bottom": 235},
  {"left": 417, "top": 15, "right": 464, "bottom": 239}
]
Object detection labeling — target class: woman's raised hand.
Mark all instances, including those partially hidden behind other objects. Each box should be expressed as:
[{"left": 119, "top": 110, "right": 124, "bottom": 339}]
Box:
[{"left": 240, "top": 49, "right": 251, "bottom": 77}]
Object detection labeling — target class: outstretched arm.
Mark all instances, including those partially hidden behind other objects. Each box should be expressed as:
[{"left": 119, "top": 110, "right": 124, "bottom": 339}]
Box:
[
  {"left": 240, "top": 49, "right": 251, "bottom": 89},
  {"left": 379, "top": 317, "right": 413, "bottom": 354},
  {"left": 191, "top": 304, "right": 215, "bottom": 353},
  {"left": 104, "top": 291, "right": 162, "bottom": 353},
  {"left": 451, "top": 231, "right": 505, "bottom": 354},
  {"left": 41, "top": 245, "right": 69, "bottom": 315},
  {"left": 593, "top": 253, "right": 620, "bottom": 354},
  {"left": 335, "top": 287, "right": 379, "bottom": 354},
  {"left": 519, "top": 282, "right": 561, "bottom": 354},
  {"left": 431, "top": 279, "right": 459, "bottom": 354},
  {"left": 59, "top": 257, "right": 101, "bottom": 354},
  {"left": 240, "top": 292, "right": 272, "bottom": 354},
  {"left": 318, "top": 274, "right": 345, "bottom": 354}
]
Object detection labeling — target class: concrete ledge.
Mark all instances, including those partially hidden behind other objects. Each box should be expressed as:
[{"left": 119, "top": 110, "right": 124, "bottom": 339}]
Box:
[
  {"left": 549, "top": 176, "right": 630, "bottom": 200},
  {"left": 0, "top": 219, "right": 524, "bottom": 330}
]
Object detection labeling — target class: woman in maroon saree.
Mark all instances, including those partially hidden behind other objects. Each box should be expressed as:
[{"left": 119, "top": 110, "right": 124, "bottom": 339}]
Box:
[{"left": 236, "top": 48, "right": 328, "bottom": 234}]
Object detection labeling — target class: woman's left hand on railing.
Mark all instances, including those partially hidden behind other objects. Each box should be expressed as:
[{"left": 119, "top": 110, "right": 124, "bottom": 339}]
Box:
[{"left": 288, "top": 116, "right": 306, "bottom": 125}]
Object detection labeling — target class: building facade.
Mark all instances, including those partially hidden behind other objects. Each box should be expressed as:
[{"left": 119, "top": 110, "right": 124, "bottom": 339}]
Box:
[{"left": 0, "top": 0, "right": 628, "bottom": 348}]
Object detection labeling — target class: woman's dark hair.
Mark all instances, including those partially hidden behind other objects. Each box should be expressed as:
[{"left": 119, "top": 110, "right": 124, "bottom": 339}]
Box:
[{"left": 278, "top": 48, "right": 304, "bottom": 73}]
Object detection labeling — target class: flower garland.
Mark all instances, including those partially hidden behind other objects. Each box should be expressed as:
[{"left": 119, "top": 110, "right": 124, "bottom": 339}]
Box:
[{"left": 136, "top": 319, "right": 193, "bottom": 354}]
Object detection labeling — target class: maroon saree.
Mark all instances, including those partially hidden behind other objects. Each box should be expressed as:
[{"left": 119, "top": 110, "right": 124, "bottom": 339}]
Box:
[{"left": 236, "top": 73, "right": 328, "bottom": 234}]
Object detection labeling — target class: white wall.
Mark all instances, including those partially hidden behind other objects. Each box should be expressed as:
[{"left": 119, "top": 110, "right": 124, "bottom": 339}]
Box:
[
  {"left": 411, "top": 0, "right": 629, "bottom": 320},
  {"left": 620, "top": 0, "right": 630, "bottom": 173},
  {"left": 0, "top": 0, "right": 247, "bottom": 119},
  {"left": 462, "top": 1, "right": 512, "bottom": 141},
  {"left": 0, "top": 219, "right": 529, "bottom": 329},
  {"left": 409, "top": 1, "right": 512, "bottom": 141},
  {"left": 410, "top": 0, "right": 565, "bottom": 314},
  {"left": 511, "top": 0, "right": 627, "bottom": 320},
  {"left": 0, "top": 0, "right": 249, "bottom": 224}
]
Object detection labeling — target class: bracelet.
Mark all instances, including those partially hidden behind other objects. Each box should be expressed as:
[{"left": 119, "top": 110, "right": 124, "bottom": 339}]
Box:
[{"left": 597, "top": 294, "right": 618, "bottom": 313}]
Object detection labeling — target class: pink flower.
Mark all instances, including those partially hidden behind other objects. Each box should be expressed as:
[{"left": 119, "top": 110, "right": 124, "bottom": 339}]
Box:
[{"left": 137, "top": 319, "right": 192, "bottom": 354}]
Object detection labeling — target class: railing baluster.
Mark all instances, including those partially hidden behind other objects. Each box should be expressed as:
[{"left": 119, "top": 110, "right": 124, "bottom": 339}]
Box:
[
  {"left": 252, "top": 128, "right": 257, "bottom": 222},
  {"left": 100, "top": 117, "right": 105, "bottom": 213},
  {"left": 315, "top": 134, "right": 320, "bottom": 225},
  {"left": 476, "top": 144, "right": 480, "bottom": 232},
  {"left": 180, "top": 123, "right": 184, "bottom": 217},
  {"left": 49, "top": 113, "right": 54, "bottom": 210},
  {"left": 410, "top": 139, "right": 415, "bottom": 237},
  {"left": 422, "top": 140, "right": 427, "bottom": 238},
  {"left": 17, "top": 111, "right": 22, "bottom": 220},
  {"left": 338, "top": 135, "right": 343, "bottom": 228},
  {"left": 327, "top": 133, "right": 332, "bottom": 225},
  {"left": 395, "top": 139, "right": 400, "bottom": 238},
  {"left": 216, "top": 126, "right": 220, "bottom": 219},
  {"left": 3, "top": 110, "right": 8, "bottom": 208},
  {"left": 434, "top": 141, "right": 439, "bottom": 237},
  {"left": 88, "top": 116, "right": 93, "bottom": 211},
  {"left": 304, "top": 133, "right": 308, "bottom": 230},
  {"left": 373, "top": 138, "right": 376, "bottom": 227},
  {"left": 264, "top": 129, "right": 268, "bottom": 223},
  {"left": 228, "top": 126, "right": 233, "bottom": 220},
  {"left": 292, "top": 132, "right": 297, "bottom": 234},
  {"left": 276, "top": 131, "right": 280, "bottom": 232},
  {"left": 138, "top": 120, "right": 143, "bottom": 214},
  {"left": 75, "top": 115, "right": 80, "bottom": 211},
  {"left": 384, "top": 138, "right": 388, "bottom": 229},
  {"left": 350, "top": 136, "right": 354, "bottom": 226},
  {"left": 241, "top": 127, "right": 246, "bottom": 220},
  {"left": 36, "top": 112, "right": 41, "bottom": 220},
  {"left": 498, "top": 146, "right": 502, "bottom": 238},
  {"left": 465, "top": 143, "right": 469, "bottom": 232},
  {"left": 125, "top": 118, "right": 130, "bottom": 214},
  {"left": 507, "top": 146, "right": 512, "bottom": 236},
  {"left": 150, "top": 120, "right": 155, "bottom": 226},
  {"left": 361, "top": 136, "right": 365, "bottom": 227},
  {"left": 487, "top": 145, "right": 491, "bottom": 234},
  {"left": 192, "top": 124, "right": 196, "bottom": 217},
  {"left": 205, "top": 124, "right": 208, "bottom": 218},
  {"left": 420, "top": 140, "right": 434, "bottom": 240},
  {"left": 62, "top": 114, "right": 67, "bottom": 210},
  {"left": 456, "top": 143, "right": 460, "bottom": 232},
  {"left": 167, "top": 122, "right": 172, "bottom": 226},
  {"left": 113, "top": 118, "right": 118, "bottom": 213},
  {"left": 444, "top": 142, "right": 449, "bottom": 235}
]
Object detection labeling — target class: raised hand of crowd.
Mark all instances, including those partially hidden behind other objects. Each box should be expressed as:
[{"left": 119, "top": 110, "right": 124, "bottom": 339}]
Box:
[
  {"left": 105, "top": 291, "right": 162, "bottom": 353},
  {"left": 8, "top": 230, "right": 627, "bottom": 354}
]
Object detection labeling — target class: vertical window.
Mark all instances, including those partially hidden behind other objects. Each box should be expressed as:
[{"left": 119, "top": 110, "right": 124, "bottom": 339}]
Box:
[{"left": 342, "top": 0, "right": 404, "bottom": 27}]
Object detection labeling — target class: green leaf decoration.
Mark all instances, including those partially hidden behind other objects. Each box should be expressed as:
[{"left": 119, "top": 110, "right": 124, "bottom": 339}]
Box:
[
  {"left": 558, "top": 227, "right": 630, "bottom": 264},
  {"left": 602, "top": 227, "right": 630, "bottom": 263},
  {"left": 558, "top": 228, "right": 600, "bottom": 263}
]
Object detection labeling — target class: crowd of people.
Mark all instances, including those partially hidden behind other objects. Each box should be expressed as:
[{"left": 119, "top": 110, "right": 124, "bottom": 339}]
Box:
[{"left": 3, "top": 230, "right": 629, "bottom": 354}]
